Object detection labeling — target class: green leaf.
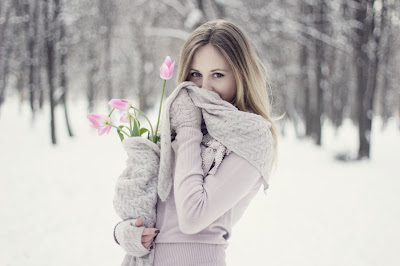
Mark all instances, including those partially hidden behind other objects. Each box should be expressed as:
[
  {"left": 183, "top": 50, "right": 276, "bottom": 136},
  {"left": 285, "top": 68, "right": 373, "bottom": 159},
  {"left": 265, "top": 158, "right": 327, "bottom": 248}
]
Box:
[
  {"left": 140, "top": 127, "right": 149, "bottom": 136},
  {"left": 117, "top": 125, "right": 125, "bottom": 142},
  {"left": 133, "top": 117, "right": 141, "bottom": 136}
]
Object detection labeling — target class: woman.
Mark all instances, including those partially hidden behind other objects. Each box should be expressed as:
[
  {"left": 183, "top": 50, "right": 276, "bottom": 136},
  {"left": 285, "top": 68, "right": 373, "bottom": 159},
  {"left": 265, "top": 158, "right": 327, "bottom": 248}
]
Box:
[{"left": 114, "top": 19, "right": 278, "bottom": 266}]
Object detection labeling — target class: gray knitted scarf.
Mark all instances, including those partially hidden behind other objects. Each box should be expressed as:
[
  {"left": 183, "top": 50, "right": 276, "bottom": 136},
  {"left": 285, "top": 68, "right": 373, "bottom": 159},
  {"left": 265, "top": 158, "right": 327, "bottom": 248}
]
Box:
[{"left": 157, "top": 81, "right": 273, "bottom": 202}]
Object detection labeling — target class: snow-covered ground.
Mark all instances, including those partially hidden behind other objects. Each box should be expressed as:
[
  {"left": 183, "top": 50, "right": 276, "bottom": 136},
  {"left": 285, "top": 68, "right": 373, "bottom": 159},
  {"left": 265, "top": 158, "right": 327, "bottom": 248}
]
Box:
[{"left": 1, "top": 98, "right": 399, "bottom": 266}]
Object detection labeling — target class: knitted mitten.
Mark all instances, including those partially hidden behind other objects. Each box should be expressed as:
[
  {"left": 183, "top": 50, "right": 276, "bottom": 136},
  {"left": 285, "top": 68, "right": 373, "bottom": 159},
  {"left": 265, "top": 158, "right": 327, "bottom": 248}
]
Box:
[
  {"left": 170, "top": 88, "right": 203, "bottom": 133},
  {"left": 113, "top": 137, "right": 160, "bottom": 265},
  {"left": 114, "top": 218, "right": 150, "bottom": 257}
]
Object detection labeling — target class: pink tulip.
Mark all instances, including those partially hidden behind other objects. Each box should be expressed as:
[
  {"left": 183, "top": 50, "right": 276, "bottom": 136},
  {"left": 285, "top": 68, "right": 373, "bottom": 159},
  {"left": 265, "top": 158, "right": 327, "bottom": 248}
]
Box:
[
  {"left": 120, "top": 112, "right": 129, "bottom": 123},
  {"left": 87, "top": 113, "right": 113, "bottom": 136},
  {"left": 160, "top": 56, "right": 175, "bottom": 80},
  {"left": 108, "top": 99, "right": 131, "bottom": 111}
]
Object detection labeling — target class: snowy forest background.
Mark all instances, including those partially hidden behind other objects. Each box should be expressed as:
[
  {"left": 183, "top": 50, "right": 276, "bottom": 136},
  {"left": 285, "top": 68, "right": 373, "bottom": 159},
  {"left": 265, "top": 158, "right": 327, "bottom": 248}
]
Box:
[
  {"left": 1, "top": 0, "right": 399, "bottom": 157},
  {"left": 1, "top": 0, "right": 399, "bottom": 265}
]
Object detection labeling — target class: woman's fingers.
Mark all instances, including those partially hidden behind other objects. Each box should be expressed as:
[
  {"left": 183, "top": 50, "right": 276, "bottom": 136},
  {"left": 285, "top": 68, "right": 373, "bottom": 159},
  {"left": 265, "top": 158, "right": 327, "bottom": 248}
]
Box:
[
  {"left": 141, "top": 234, "right": 155, "bottom": 242},
  {"left": 142, "top": 227, "right": 159, "bottom": 236},
  {"left": 129, "top": 217, "right": 159, "bottom": 251},
  {"left": 142, "top": 240, "right": 153, "bottom": 249},
  {"left": 135, "top": 217, "right": 158, "bottom": 237},
  {"left": 142, "top": 231, "right": 157, "bottom": 250},
  {"left": 141, "top": 227, "right": 159, "bottom": 250},
  {"left": 135, "top": 216, "right": 143, "bottom": 227}
]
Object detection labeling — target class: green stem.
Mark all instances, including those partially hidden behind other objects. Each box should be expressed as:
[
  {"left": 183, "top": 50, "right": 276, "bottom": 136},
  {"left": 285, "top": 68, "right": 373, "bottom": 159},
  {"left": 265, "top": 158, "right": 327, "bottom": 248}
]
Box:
[
  {"left": 106, "top": 123, "right": 130, "bottom": 137},
  {"left": 108, "top": 108, "right": 115, "bottom": 117},
  {"left": 154, "top": 79, "right": 166, "bottom": 143},
  {"left": 129, "top": 113, "right": 133, "bottom": 137},
  {"left": 130, "top": 106, "right": 154, "bottom": 141}
]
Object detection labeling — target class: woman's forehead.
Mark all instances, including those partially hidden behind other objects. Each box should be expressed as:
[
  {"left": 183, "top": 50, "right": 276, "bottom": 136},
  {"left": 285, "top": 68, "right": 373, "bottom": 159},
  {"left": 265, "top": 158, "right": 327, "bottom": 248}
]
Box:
[{"left": 190, "top": 44, "right": 231, "bottom": 71}]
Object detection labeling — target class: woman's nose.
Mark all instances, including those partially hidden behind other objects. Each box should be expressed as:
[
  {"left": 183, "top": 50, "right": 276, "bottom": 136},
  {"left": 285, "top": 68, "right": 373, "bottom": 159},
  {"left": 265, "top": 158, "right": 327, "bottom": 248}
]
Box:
[{"left": 201, "top": 79, "right": 212, "bottom": 91}]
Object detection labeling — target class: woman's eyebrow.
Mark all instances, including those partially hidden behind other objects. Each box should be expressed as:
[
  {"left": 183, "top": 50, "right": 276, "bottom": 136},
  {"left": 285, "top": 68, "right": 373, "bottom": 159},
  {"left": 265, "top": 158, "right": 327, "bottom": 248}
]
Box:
[{"left": 190, "top": 68, "right": 228, "bottom": 72}]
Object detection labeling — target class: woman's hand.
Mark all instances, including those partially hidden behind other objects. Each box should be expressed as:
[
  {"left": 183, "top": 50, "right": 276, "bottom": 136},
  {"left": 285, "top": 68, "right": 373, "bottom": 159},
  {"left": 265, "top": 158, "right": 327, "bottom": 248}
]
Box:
[
  {"left": 114, "top": 216, "right": 160, "bottom": 256},
  {"left": 135, "top": 216, "right": 159, "bottom": 250},
  {"left": 170, "top": 88, "right": 203, "bottom": 132}
]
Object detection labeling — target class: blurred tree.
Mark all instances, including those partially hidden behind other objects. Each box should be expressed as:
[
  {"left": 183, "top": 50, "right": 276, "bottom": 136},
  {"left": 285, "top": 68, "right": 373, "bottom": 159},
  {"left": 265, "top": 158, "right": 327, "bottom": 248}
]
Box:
[
  {"left": 99, "top": 0, "right": 116, "bottom": 100},
  {"left": 44, "top": 0, "right": 58, "bottom": 144},
  {"left": 312, "top": 0, "right": 329, "bottom": 145},
  {"left": 22, "top": 0, "right": 40, "bottom": 114},
  {"left": 1, "top": 0, "right": 399, "bottom": 148},
  {"left": 57, "top": 0, "right": 73, "bottom": 137},
  {"left": 0, "top": 0, "right": 13, "bottom": 109},
  {"left": 353, "top": 0, "right": 381, "bottom": 159}
]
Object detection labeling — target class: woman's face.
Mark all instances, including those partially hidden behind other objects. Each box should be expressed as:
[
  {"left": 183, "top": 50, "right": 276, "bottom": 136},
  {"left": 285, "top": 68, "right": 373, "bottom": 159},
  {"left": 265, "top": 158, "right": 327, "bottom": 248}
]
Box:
[{"left": 188, "top": 44, "right": 237, "bottom": 102}]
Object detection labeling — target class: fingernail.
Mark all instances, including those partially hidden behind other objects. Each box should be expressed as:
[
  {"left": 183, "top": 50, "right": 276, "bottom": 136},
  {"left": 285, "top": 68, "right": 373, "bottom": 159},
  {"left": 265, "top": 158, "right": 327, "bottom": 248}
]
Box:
[{"left": 155, "top": 230, "right": 160, "bottom": 234}]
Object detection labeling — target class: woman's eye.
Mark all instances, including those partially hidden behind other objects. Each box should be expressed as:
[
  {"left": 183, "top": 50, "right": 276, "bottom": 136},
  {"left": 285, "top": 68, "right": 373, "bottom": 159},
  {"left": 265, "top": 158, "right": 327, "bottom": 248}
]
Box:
[
  {"left": 190, "top": 72, "right": 201, "bottom": 78},
  {"left": 213, "top": 73, "right": 224, "bottom": 78}
]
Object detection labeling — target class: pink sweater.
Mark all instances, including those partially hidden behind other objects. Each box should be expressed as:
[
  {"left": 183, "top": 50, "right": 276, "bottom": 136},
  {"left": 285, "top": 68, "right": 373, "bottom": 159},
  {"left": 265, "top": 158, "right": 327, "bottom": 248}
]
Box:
[{"left": 153, "top": 127, "right": 263, "bottom": 265}]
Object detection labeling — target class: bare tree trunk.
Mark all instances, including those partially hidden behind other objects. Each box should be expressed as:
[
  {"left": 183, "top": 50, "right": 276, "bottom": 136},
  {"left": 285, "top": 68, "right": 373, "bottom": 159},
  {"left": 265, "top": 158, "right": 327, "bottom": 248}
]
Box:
[
  {"left": 105, "top": 35, "right": 113, "bottom": 100},
  {"left": 300, "top": 1, "right": 313, "bottom": 138},
  {"left": 87, "top": 49, "right": 98, "bottom": 113},
  {"left": 106, "top": 2, "right": 114, "bottom": 101},
  {"left": 38, "top": 45, "right": 45, "bottom": 110},
  {"left": 24, "top": 0, "right": 40, "bottom": 114},
  {"left": 313, "top": 0, "right": 327, "bottom": 146},
  {"left": 44, "top": 0, "right": 58, "bottom": 145},
  {"left": 0, "top": 2, "right": 12, "bottom": 109},
  {"left": 330, "top": 49, "right": 349, "bottom": 129},
  {"left": 38, "top": 5, "right": 45, "bottom": 111},
  {"left": 58, "top": 0, "right": 73, "bottom": 137},
  {"left": 379, "top": 0, "right": 391, "bottom": 129},
  {"left": 99, "top": 0, "right": 114, "bottom": 100},
  {"left": 304, "top": 62, "right": 313, "bottom": 137},
  {"left": 354, "top": 0, "right": 379, "bottom": 159},
  {"left": 354, "top": 2, "right": 369, "bottom": 158},
  {"left": 13, "top": 0, "right": 26, "bottom": 106}
]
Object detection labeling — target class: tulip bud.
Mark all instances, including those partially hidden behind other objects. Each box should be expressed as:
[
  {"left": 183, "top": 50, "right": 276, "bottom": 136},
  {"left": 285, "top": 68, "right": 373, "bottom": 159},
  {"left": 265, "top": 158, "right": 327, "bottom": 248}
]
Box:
[{"left": 160, "top": 56, "right": 175, "bottom": 80}]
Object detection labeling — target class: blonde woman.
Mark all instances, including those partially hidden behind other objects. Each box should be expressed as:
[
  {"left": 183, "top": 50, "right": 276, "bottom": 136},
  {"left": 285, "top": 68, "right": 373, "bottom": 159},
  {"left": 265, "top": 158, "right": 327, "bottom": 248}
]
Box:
[{"left": 113, "top": 19, "right": 278, "bottom": 266}]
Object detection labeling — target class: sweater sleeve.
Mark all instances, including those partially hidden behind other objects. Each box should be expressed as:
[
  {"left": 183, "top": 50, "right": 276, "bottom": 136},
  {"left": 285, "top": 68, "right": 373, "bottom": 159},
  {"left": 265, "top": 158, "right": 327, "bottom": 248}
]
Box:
[{"left": 173, "top": 126, "right": 262, "bottom": 234}]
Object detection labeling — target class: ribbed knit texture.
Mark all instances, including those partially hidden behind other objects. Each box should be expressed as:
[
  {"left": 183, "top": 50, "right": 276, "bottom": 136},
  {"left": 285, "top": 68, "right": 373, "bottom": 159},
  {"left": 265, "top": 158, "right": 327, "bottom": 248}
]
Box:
[
  {"left": 153, "top": 127, "right": 262, "bottom": 265},
  {"left": 153, "top": 243, "right": 227, "bottom": 266},
  {"left": 158, "top": 81, "right": 273, "bottom": 203},
  {"left": 113, "top": 128, "right": 259, "bottom": 265}
]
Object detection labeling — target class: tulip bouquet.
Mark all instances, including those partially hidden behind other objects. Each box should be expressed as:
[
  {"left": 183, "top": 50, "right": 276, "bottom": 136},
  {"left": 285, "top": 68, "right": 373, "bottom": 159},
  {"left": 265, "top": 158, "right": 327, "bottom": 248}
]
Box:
[{"left": 87, "top": 56, "right": 175, "bottom": 144}]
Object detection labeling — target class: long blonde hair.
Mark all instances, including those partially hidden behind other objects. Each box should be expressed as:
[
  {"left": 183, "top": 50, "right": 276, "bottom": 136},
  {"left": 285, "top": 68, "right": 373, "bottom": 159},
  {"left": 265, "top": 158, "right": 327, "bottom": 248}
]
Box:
[{"left": 176, "top": 19, "right": 279, "bottom": 169}]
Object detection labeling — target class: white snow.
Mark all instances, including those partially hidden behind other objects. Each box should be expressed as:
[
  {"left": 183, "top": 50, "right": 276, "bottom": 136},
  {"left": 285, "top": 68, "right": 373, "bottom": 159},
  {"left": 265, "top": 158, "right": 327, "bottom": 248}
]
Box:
[{"left": 1, "top": 98, "right": 399, "bottom": 266}]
